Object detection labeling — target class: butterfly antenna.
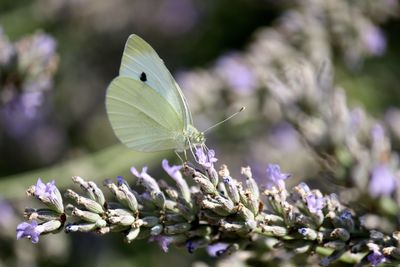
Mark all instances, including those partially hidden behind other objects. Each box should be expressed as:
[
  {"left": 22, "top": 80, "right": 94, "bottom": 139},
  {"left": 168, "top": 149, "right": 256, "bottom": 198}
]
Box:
[{"left": 203, "top": 107, "right": 245, "bottom": 134}]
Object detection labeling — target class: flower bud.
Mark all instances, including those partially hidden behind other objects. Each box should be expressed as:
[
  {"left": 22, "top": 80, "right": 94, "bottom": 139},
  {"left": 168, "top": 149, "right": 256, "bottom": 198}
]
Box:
[
  {"left": 41, "top": 220, "right": 63, "bottom": 233},
  {"left": 125, "top": 227, "right": 140, "bottom": 243},
  {"left": 338, "top": 210, "right": 355, "bottom": 231},
  {"left": 150, "top": 224, "right": 163, "bottom": 236},
  {"left": 88, "top": 181, "right": 106, "bottom": 206},
  {"left": 220, "top": 220, "right": 247, "bottom": 232},
  {"left": 351, "top": 240, "right": 367, "bottom": 253},
  {"left": 194, "top": 177, "right": 217, "bottom": 195},
  {"left": 237, "top": 204, "right": 255, "bottom": 221},
  {"left": 298, "top": 228, "right": 318, "bottom": 240},
  {"left": 245, "top": 219, "right": 257, "bottom": 231},
  {"left": 152, "top": 191, "right": 166, "bottom": 209},
  {"left": 202, "top": 198, "right": 231, "bottom": 216},
  {"left": 142, "top": 216, "right": 160, "bottom": 227},
  {"left": 164, "top": 199, "right": 179, "bottom": 212},
  {"left": 109, "top": 215, "right": 135, "bottom": 226},
  {"left": 282, "top": 240, "right": 312, "bottom": 254},
  {"left": 118, "top": 183, "right": 139, "bottom": 213},
  {"left": 246, "top": 196, "right": 260, "bottom": 216},
  {"left": 72, "top": 176, "right": 96, "bottom": 200},
  {"left": 65, "top": 189, "right": 104, "bottom": 214},
  {"left": 259, "top": 224, "right": 288, "bottom": 237},
  {"left": 262, "top": 213, "right": 285, "bottom": 225},
  {"left": 95, "top": 219, "right": 107, "bottom": 228},
  {"left": 207, "top": 167, "right": 219, "bottom": 187},
  {"left": 187, "top": 226, "right": 212, "bottom": 238},
  {"left": 199, "top": 210, "right": 223, "bottom": 224},
  {"left": 215, "top": 195, "right": 235, "bottom": 213},
  {"left": 383, "top": 247, "right": 400, "bottom": 259},
  {"left": 24, "top": 208, "right": 61, "bottom": 221},
  {"left": 70, "top": 206, "right": 102, "bottom": 223},
  {"left": 175, "top": 202, "right": 195, "bottom": 222},
  {"left": 243, "top": 173, "right": 259, "bottom": 201},
  {"left": 294, "top": 243, "right": 312, "bottom": 254},
  {"left": 164, "top": 213, "right": 185, "bottom": 224},
  {"left": 222, "top": 176, "right": 241, "bottom": 204},
  {"left": 370, "top": 230, "right": 385, "bottom": 242},
  {"left": 65, "top": 223, "right": 97, "bottom": 233}
]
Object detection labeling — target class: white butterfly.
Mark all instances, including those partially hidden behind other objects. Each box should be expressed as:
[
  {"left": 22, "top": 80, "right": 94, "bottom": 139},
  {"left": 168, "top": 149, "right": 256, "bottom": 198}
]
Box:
[{"left": 106, "top": 35, "right": 205, "bottom": 155}]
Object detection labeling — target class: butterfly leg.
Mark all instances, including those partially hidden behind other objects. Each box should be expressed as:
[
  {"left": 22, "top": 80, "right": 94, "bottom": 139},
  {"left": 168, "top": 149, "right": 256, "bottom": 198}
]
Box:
[{"left": 175, "top": 150, "right": 185, "bottom": 164}]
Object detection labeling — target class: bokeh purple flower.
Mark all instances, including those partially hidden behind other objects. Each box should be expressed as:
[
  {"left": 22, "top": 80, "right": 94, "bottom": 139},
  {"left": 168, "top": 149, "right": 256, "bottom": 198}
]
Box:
[
  {"left": 155, "top": 0, "right": 199, "bottom": 35},
  {"left": 371, "top": 123, "right": 385, "bottom": 145},
  {"left": 215, "top": 53, "right": 256, "bottom": 95},
  {"left": 369, "top": 164, "right": 397, "bottom": 198},
  {"left": 363, "top": 25, "right": 386, "bottom": 56},
  {"left": 0, "top": 30, "right": 58, "bottom": 143},
  {"left": 0, "top": 198, "right": 14, "bottom": 229},
  {"left": 16, "top": 220, "right": 44, "bottom": 243}
]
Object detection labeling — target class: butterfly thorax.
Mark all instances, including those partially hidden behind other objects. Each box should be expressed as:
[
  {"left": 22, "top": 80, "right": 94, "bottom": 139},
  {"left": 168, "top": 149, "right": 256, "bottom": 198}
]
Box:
[{"left": 173, "top": 125, "right": 205, "bottom": 152}]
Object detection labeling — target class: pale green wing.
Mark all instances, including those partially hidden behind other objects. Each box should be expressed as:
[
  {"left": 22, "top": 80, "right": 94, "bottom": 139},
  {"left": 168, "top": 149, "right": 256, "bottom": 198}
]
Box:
[
  {"left": 119, "top": 34, "right": 193, "bottom": 128},
  {"left": 106, "top": 76, "right": 184, "bottom": 152}
]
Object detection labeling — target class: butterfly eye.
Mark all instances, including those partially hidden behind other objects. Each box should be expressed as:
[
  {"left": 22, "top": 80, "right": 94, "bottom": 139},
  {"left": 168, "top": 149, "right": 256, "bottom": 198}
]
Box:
[{"left": 140, "top": 72, "right": 147, "bottom": 82}]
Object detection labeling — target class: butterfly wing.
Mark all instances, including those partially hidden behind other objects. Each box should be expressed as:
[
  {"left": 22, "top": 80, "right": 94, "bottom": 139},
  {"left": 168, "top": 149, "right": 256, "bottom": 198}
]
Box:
[
  {"left": 106, "top": 76, "right": 184, "bottom": 152},
  {"left": 119, "top": 34, "right": 193, "bottom": 128}
]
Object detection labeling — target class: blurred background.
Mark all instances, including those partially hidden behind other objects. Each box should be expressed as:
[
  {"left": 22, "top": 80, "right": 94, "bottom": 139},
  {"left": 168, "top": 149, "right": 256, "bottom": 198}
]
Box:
[{"left": 0, "top": 0, "right": 399, "bottom": 266}]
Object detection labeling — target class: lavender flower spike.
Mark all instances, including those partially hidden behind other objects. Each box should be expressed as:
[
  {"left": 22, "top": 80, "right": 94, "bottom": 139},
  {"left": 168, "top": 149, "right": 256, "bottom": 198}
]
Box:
[
  {"left": 16, "top": 220, "right": 44, "bottom": 243},
  {"left": 265, "top": 164, "right": 290, "bottom": 190}
]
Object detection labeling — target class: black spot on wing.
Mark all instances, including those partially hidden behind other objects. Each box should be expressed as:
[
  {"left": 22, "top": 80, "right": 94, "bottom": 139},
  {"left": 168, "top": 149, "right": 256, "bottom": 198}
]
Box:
[{"left": 140, "top": 72, "right": 147, "bottom": 82}]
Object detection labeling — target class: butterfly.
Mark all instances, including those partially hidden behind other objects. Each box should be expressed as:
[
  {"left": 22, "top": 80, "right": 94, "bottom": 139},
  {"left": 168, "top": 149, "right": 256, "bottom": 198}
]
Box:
[{"left": 105, "top": 35, "right": 205, "bottom": 156}]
